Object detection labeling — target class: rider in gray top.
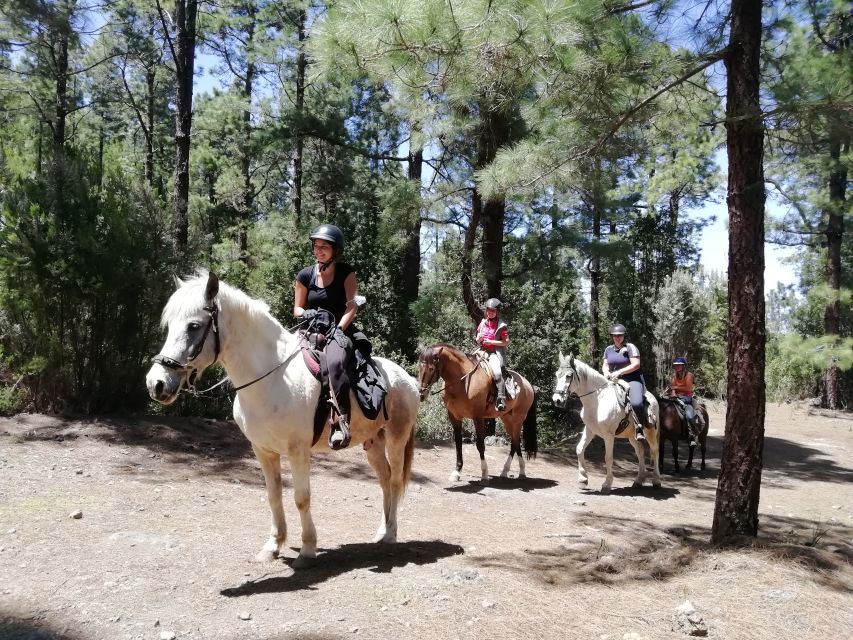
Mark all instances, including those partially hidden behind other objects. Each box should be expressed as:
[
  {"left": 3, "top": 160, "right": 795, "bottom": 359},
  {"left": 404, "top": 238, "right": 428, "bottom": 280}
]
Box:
[{"left": 602, "top": 323, "right": 649, "bottom": 442}]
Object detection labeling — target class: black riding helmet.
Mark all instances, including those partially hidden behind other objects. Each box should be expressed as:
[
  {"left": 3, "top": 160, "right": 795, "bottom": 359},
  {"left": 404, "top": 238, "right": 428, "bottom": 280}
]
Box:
[
  {"left": 310, "top": 224, "right": 345, "bottom": 254},
  {"left": 609, "top": 323, "right": 627, "bottom": 336}
]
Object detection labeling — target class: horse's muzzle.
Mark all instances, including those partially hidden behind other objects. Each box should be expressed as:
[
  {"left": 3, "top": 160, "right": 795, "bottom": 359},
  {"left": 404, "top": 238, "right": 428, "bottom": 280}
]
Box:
[
  {"left": 552, "top": 393, "right": 567, "bottom": 409},
  {"left": 146, "top": 366, "right": 182, "bottom": 404}
]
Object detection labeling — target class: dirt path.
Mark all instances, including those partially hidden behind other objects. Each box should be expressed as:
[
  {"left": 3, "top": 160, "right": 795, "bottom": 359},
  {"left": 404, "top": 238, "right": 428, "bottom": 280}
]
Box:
[{"left": 0, "top": 402, "right": 850, "bottom": 640}]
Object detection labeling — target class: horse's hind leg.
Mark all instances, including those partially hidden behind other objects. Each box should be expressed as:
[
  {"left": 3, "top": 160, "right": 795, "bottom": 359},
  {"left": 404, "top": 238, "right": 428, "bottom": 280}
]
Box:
[
  {"left": 473, "top": 419, "right": 489, "bottom": 482},
  {"left": 253, "top": 445, "right": 287, "bottom": 563},
  {"left": 288, "top": 446, "right": 318, "bottom": 568},
  {"left": 365, "top": 429, "right": 396, "bottom": 543},
  {"left": 647, "top": 429, "right": 661, "bottom": 488},
  {"left": 449, "top": 413, "right": 464, "bottom": 482},
  {"left": 630, "top": 437, "right": 647, "bottom": 487},
  {"left": 500, "top": 419, "right": 525, "bottom": 479},
  {"left": 576, "top": 427, "right": 591, "bottom": 488},
  {"left": 601, "top": 435, "right": 615, "bottom": 494}
]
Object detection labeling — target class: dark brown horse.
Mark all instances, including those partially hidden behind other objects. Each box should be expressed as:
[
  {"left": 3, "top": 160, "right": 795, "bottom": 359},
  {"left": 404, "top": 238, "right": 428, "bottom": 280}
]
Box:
[
  {"left": 417, "top": 344, "right": 537, "bottom": 482},
  {"left": 657, "top": 396, "right": 709, "bottom": 472}
]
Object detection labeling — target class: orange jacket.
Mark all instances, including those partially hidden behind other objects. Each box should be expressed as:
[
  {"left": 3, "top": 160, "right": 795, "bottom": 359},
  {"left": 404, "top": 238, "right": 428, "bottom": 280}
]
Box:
[{"left": 671, "top": 371, "right": 694, "bottom": 398}]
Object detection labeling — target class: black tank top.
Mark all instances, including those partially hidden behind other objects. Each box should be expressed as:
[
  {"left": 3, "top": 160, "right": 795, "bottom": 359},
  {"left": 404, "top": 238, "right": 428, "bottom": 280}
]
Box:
[{"left": 296, "top": 262, "right": 354, "bottom": 324}]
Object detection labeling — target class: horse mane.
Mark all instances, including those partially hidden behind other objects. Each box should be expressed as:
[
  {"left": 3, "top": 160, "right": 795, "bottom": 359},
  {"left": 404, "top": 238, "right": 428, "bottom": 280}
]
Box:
[
  {"left": 562, "top": 355, "right": 607, "bottom": 387},
  {"left": 162, "top": 271, "right": 287, "bottom": 340}
]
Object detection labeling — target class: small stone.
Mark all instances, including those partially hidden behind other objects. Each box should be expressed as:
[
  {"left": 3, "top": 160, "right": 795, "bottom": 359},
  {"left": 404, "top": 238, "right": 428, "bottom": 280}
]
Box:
[
  {"left": 238, "top": 612, "right": 252, "bottom": 621},
  {"left": 7, "top": 528, "right": 16, "bottom": 534},
  {"left": 380, "top": 606, "right": 388, "bottom": 612},
  {"left": 481, "top": 600, "right": 495, "bottom": 609},
  {"left": 350, "top": 627, "right": 359, "bottom": 633},
  {"left": 159, "top": 633, "right": 175, "bottom": 640},
  {"left": 676, "top": 601, "right": 696, "bottom": 615},
  {"left": 623, "top": 633, "right": 643, "bottom": 640},
  {"left": 75, "top": 468, "right": 83, "bottom": 474},
  {"left": 69, "top": 510, "right": 83, "bottom": 519},
  {"left": 575, "top": 500, "right": 587, "bottom": 506}
]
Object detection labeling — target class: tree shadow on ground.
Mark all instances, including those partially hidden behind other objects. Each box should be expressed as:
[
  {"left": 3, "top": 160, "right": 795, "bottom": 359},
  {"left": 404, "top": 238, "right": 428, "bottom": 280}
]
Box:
[
  {"left": 220, "top": 540, "right": 464, "bottom": 596},
  {"left": 1, "top": 414, "right": 432, "bottom": 486},
  {"left": 762, "top": 435, "right": 853, "bottom": 486},
  {"left": 467, "top": 511, "right": 852, "bottom": 593},
  {"left": 444, "top": 476, "right": 558, "bottom": 494},
  {"left": 0, "top": 613, "right": 82, "bottom": 640}
]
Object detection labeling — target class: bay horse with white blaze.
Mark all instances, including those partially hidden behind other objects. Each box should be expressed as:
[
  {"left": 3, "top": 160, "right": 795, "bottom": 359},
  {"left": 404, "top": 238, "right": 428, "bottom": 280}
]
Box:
[
  {"left": 657, "top": 396, "right": 709, "bottom": 472},
  {"left": 417, "top": 344, "right": 537, "bottom": 482},
  {"left": 146, "top": 273, "right": 419, "bottom": 568},
  {"left": 552, "top": 353, "right": 661, "bottom": 493}
]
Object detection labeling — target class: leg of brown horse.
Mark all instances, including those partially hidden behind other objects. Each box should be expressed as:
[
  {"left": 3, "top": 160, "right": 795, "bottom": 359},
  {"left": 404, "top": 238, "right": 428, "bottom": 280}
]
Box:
[
  {"left": 449, "top": 411, "right": 464, "bottom": 482},
  {"left": 499, "top": 416, "right": 526, "bottom": 479},
  {"left": 473, "top": 418, "right": 489, "bottom": 483}
]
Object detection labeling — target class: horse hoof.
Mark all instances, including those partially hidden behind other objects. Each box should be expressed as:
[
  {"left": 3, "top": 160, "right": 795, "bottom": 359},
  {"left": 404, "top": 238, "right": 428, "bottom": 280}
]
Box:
[
  {"left": 480, "top": 476, "right": 490, "bottom": 484},
  {"left": 632, "top": 480, "right": 642, "bottom": 488},
  {"left": 577, "top": 480, "right": 588, "bottom": 489},
  {"left": 653, "top": 482, "right": 661, "bottom": 489},
  {"left": 449, "top": 471, "right": 461, "bottom": 482},
  {"left": 518, "top": 473, "right": 527, "bottom": 480},
  {"left": 600, "top": 486, "right": 611, "bottom": 495},
  {"left": 373, "top": 532, "right": 397, "bottom": 544},
  {"left": 292, "top": 554, "right": 315, "bottom": 570},
  {"left": 255, "top": 548, "right": 278, "bottom": 563},
  {"left": 500, "top": 472, "right": 509, "bottom": 479}
]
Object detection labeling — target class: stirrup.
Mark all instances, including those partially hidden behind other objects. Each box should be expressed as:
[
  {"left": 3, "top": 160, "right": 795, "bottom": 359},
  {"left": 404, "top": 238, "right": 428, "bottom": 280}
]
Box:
[
  {"left": 329, "top": 416, "right": 351, "bottom": 450},
  {"left": 495, "top": 398, "right": 506, "bottom": 412},
  {"left": 634, "top": 427, "right": 647, "bottom": 442}
]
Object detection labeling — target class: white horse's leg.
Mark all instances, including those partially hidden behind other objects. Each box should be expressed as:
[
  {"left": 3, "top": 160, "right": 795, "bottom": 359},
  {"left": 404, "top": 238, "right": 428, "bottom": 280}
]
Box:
[
  {"left": 576, "top": 427, "right": 591, "bottom": 487},
  {"left": 474, "top": 419, "right": 489, "bottom": 483},
  {"left": 630, "top": 436, "right": 647, "bottom": 487},
  {"left": 365, "top": 430, "right": 395, "bottom": 543},
  {"left": 287, "top": 446, "right": 317, "bottom": 568},
  {"left": 648, "top": 428, "right": 662, "bottom": 488},
  {"left": 601, "top": 435, "right": 615, "bottom": 494},
  {"left": 253, "top": 445, "right": 286, "bottom": 563}
]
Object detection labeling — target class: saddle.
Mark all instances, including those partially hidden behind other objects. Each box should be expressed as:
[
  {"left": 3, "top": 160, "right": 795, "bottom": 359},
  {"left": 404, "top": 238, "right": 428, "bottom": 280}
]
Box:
[
  {"left": 612, "top": 380, "right": 651, "bottom": 435},
  {"left": 298, "top": 325, "right": 388, "bottom": 446},
  {"left": 472, "top": 350, "right": 519, "bottom": 401}
]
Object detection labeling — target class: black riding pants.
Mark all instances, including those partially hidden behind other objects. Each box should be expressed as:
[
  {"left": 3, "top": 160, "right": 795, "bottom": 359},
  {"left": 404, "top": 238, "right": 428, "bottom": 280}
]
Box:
[{"left": 326, "top": 329, "right": 353, "bottom": 417}]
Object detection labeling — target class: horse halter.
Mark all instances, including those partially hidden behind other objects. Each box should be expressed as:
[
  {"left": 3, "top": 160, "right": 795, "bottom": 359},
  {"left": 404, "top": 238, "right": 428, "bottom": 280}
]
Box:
[
  {"left": 418, "top": 352, "right": 442, "bottom": 397},
  {"left": 554, "top": 366, "right": 577, "bottom": 403},
  {"left": 152, "top": 301, "right": 221, "bottom": 390}
]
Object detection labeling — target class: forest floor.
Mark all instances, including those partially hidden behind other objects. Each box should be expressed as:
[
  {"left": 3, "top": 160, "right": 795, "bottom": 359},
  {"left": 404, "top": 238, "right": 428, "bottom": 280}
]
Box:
[{"left": 0, "top": 401, "right": 851, "bottom": 640}]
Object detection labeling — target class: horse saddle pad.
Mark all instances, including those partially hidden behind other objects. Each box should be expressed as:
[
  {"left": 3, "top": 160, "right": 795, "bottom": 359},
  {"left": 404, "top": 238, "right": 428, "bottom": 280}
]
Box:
[{"left": 504, "top": 371, "right": 520, "bottom": 399}]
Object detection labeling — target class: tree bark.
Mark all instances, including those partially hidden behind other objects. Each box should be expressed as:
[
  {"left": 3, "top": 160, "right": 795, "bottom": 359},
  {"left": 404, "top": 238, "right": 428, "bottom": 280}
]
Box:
[
  {"left": 588, "top": 205, "right": 601, "bottom": 362},
  {"left": 821, "top": 135, "right": 847, "bottom": 409},
  {"left": 166, "top": 0, "right": 199, "bottom": 262},
  {"left": 711, "top": 0, "right": 766, "bottom": 543},
  {"left": 293, "top": 7, "right": 307, "bottom": 224},
  {"left": 400, "top": 147, "right": 423, "bottom": 359},
  {"left": 237, "top": 6, "right": 257, "bottom": 266}
]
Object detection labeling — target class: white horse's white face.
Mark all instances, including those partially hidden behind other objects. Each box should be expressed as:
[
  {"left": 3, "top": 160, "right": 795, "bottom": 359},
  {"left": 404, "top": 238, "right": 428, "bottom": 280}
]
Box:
[
  {"left": 552, "top": 352, "right": 577, "bottom": 409},
  {"left": 146, "top": 273, "right": 221, "bottom": 404}
]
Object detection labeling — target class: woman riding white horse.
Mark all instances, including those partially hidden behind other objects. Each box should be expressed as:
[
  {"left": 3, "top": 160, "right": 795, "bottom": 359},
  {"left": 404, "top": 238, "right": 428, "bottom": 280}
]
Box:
[
  {"left": 146, "top": 272, "right": 419, "bottom": 567},
  {"left": 552, "top": 353, "right": 661, "bottom": 493}
]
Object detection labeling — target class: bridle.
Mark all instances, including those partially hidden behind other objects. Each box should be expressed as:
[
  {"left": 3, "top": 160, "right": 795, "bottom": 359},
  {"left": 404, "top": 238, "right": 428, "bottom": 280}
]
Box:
[
  {"left": 152, "top": 301, "right": 220, "bottom": 391},
  {"left": 418, "top": 352, "right": 444, "bottom": 397},
  {"left": 555, "top": 365, "right": 609, "bottom": 402}
]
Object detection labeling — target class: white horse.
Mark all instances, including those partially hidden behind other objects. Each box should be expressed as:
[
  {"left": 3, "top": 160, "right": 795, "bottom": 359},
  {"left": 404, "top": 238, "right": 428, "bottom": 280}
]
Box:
[
  {"left": 551, "top": 353, "right": 661, "bottom": 494},
  {"left": 146, "top": 272, "right": 419, "bottom": 567}
]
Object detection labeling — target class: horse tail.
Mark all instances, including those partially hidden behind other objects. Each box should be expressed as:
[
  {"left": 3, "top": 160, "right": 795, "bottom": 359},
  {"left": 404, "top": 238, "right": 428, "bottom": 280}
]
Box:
[{"left": 523, "top": 391, "right": 538, "bottom": 459}]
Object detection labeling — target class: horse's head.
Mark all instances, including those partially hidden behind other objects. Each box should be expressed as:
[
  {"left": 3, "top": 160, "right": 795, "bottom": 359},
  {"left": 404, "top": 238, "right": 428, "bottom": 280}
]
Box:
[
  {"left": 416, "top": 345, "right": 443, "bottom": 401},
  {"left": 552, "top": 352, "right": 577, "bottom": 409},
  {"left": 146, "top": 272, "right": 222, "bottom": 404}
]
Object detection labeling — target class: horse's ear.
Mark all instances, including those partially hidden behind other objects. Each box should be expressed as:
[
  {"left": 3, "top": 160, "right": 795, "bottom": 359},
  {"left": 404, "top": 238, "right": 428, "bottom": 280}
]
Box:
[
  {"left": 569, "top": 353, "right": 575, "bottom": 366},
  {"left": 204, "top": 272, "right": 219, "bottom": 302},
  {"left": 173, "top": 274, "right": 185, "bottom": 289},
  {"left": 559, "top": 351, "right": 565, "bottom": 362}
]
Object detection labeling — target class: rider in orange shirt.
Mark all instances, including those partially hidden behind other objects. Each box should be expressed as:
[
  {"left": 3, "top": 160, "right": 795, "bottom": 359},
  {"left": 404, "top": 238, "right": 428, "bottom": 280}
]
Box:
[{"left": 666, "top": 356, "right": 701, "bottom": 446}]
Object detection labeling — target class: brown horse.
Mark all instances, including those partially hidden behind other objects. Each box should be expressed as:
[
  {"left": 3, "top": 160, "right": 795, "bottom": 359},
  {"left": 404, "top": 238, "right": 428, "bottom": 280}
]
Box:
[
  {"left": 657, "top": 396, "right": 709, "bottom": 473},
  {"left": 417, "top": 344, "right": 537, "bottom": 482}
]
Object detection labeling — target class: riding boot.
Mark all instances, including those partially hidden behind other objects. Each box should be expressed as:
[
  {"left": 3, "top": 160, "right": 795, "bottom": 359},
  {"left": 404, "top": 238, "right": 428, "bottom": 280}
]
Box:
[
  {"left": 329, "top": 413, "right": 351, "bottom": 450},
  {"left": 634, "top": 424, "right": 647, "bottom": 442},
  {"left": 688, "top": 418, "right": 699, "bottom": 447},
  {"left": 495, "top": 378, "right": 507, "bottom": 412}
]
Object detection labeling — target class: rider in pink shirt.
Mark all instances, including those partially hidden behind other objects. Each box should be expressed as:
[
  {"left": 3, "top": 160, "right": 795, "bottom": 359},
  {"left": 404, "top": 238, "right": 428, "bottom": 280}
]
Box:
[{"left": 476, "top": 298, "right": 510, "bottom": 411}]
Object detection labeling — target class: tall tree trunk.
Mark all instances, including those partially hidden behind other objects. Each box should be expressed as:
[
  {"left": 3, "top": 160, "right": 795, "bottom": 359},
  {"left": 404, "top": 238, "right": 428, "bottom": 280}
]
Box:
[
  {"left": 400, "top": 147, "right": 423, "bottom": 360},
  {"left": 821, "top": 135, "right": 847, "bottom": 409},
  {"left": 52, "top": 3, "right": 71, "bottom": 216},
  {"left": 478, "top": 108, "right": 509, "bottom": 301},
  {"left": 293, "top": 7, "right": 307, "bottom": 224},
  {"left": 237, "top": 8, "right": 257, "bottom": 266},
  {"left": 588, "top": 205, "right": 601, "bottom": 362},
  {"left": 145, "top": 67, "right": 156, "bottom": 187},
  {"left": 164, "top": 0, "right": 199, "bottom": 262},
  {"left": 711, "top": 0, "right": 766, "bottom": 543},
  {"left": 462, "top": 188, "right": 484, "bottom": 322}
]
